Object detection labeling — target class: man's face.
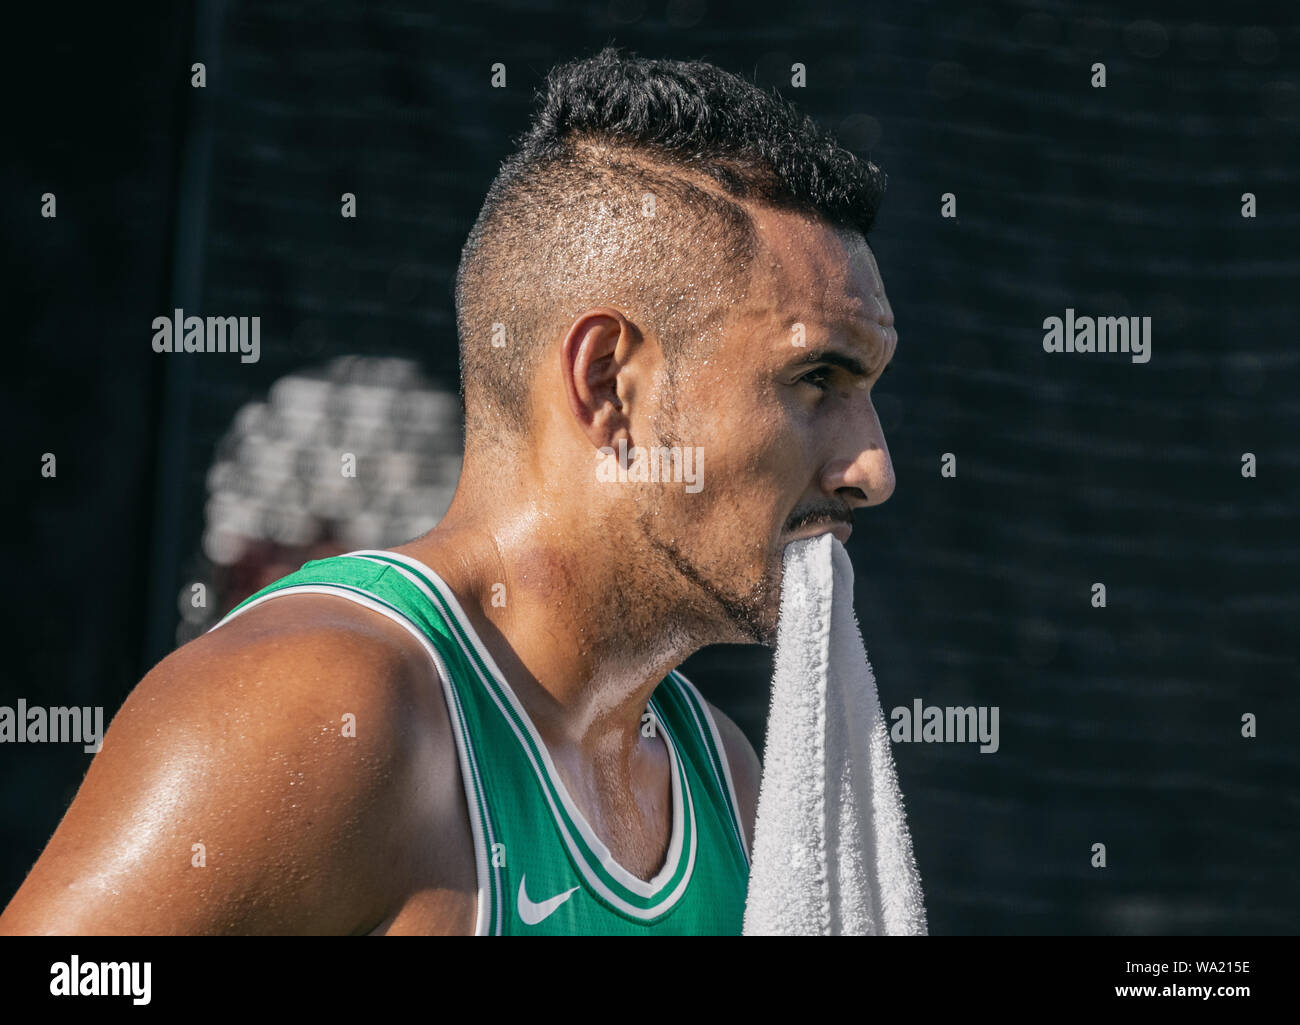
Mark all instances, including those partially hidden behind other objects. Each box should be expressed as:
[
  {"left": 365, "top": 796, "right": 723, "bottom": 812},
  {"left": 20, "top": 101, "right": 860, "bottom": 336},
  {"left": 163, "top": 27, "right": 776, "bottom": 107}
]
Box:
[{"left": 637, "top": 206, "right": 897, "bottom": 647}]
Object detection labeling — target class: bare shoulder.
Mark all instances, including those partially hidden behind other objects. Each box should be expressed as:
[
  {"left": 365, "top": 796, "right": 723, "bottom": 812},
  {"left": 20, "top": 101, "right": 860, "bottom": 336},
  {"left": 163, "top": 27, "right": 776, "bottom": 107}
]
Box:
[
  {"left": 0, "top": 593, "right": 462, "bottom": 935},
  {"left": 701, "top": 698, "right": 762, "bottom": 858}
]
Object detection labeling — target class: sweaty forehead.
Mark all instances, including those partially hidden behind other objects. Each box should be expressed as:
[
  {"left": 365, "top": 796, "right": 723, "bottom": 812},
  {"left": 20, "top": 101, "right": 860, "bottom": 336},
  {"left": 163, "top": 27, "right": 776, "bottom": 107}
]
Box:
[{"left": 742, "top": 205, "right": 889, "bottom": 328}]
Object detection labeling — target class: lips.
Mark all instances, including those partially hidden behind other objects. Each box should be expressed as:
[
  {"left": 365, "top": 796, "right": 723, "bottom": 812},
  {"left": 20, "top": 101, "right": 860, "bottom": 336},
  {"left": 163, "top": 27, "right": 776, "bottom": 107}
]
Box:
[{"left": 783, "top": 521, "right": 852, "bottom": 545}]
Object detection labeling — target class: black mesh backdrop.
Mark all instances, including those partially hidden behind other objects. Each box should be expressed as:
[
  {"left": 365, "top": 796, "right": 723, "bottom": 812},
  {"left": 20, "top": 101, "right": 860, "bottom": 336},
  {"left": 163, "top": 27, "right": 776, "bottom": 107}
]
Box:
[{"left": 5, "top": 0, "right": 1298, "bottom": 934}]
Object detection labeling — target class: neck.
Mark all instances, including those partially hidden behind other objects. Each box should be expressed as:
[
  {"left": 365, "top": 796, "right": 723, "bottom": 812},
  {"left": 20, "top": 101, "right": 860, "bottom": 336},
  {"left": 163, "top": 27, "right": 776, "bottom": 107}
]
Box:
[{"left": 397, "top": 489, "right": 703, "bottom": 755}]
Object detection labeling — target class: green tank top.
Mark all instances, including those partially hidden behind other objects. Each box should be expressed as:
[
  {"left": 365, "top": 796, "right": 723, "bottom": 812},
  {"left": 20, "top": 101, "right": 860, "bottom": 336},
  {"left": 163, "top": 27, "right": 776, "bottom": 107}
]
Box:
[{"left": 212, "top": 549, "right": 751, "bottom": 935}]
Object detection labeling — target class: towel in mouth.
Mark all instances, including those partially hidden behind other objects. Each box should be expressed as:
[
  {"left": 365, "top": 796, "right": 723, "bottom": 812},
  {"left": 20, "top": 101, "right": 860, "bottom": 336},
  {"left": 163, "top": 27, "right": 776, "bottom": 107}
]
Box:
[{"left": 743, "top": 533, "right": 928, "bottom": 935}]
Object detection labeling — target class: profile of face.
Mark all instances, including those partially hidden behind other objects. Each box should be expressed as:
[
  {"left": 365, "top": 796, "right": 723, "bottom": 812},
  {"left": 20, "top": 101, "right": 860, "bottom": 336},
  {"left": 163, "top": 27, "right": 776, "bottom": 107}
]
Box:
[{"left": 635, "top": 206, "right": 898, "bottom": 648}]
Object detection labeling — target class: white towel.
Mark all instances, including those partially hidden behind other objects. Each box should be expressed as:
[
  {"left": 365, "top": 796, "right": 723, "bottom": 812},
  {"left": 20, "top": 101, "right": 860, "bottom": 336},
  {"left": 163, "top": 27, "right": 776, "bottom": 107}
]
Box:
[{"left": 743, "top": 533, "right": 928, "bottom": 935}]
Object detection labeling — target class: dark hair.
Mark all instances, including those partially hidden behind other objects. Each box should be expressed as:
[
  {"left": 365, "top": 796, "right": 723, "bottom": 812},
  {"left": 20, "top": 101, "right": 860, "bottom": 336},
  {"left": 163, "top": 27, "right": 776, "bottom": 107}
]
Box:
[{"left": 455, "top": 46, "right": 886, "bottom": 447}]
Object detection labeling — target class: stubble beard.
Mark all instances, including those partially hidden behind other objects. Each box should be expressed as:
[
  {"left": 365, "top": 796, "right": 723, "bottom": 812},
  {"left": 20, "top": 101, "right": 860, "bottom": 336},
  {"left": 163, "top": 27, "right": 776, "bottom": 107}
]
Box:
[
  {"left": 638, "top": 427, "right": 783, "bottom": 647},
  {"left": 641, "top": 526, "right": 783, "bottom": 648},
  {"left": 630, "top": 372, "right": 785, "bottom": 648}
]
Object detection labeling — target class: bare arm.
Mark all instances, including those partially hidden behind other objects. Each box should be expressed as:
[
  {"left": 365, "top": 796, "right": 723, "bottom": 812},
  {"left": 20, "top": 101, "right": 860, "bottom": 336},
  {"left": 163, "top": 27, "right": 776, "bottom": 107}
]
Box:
[{"left": 0, "top": 596, "right": 437, "bottom": 935}]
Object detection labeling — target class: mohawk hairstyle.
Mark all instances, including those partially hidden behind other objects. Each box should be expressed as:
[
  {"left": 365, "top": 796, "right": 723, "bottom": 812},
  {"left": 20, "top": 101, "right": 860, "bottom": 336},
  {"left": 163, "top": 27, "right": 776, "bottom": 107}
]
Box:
[{"left": 454, "top": 46, "right": 886, "bottom": 448}]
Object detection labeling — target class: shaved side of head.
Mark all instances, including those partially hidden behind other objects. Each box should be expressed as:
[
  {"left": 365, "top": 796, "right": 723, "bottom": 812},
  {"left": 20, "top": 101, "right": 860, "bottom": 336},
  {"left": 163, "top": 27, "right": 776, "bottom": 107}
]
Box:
[
  {"left": 456, "top": 142, "right": 755, "bottom": 449},
  {"left": 454, "top": 46, "right": 887, "bottom": 452}
]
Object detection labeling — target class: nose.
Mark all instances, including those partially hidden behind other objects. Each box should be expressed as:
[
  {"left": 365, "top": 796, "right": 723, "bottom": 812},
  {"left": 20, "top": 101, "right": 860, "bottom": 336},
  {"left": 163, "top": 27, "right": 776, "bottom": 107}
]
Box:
[{"left": 819, "top": 401, "right": 895, "bottom": 509}]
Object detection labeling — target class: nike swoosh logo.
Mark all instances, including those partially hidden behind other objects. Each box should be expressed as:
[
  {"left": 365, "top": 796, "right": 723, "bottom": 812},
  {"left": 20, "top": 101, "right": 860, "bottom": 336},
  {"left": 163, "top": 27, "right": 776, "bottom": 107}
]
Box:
[{"left": 517, "top": 874, "right": 580, "bottom": 926}]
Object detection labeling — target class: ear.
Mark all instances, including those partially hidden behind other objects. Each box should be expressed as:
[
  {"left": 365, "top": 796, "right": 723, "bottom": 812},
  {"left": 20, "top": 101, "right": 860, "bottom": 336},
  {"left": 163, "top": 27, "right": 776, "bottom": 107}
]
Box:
[{"left": 560, "top": 306, "right": 643, "bottom": 449}]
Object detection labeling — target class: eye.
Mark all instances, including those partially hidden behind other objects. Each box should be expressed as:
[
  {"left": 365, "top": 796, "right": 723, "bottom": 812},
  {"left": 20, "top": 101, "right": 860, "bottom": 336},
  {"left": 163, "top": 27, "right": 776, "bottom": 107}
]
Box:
[{"left": 799, "top": 367, "right": 833, "bottom": 391}]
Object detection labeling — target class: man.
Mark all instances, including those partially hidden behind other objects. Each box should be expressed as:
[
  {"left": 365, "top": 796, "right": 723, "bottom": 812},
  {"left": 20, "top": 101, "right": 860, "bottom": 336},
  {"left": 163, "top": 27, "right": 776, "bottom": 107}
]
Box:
[{"left": 1, "top": 46, "right": 896, "bottom": 935}]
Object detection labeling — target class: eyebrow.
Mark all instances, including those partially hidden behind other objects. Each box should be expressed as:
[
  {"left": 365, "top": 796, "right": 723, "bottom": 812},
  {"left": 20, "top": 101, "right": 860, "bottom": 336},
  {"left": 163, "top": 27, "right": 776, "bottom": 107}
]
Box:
[
  {"left": 788, "top": 348, "right": 872, "bottom": 378},
  {"left": 842, "top": 316, "right": 896, "bottom": 368}
]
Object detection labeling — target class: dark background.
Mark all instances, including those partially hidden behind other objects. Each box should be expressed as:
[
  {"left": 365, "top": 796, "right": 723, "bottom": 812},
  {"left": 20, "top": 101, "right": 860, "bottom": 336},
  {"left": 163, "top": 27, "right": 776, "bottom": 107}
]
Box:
[{"left": 3, "top": 0, "right": 1297, "bottom": 934}]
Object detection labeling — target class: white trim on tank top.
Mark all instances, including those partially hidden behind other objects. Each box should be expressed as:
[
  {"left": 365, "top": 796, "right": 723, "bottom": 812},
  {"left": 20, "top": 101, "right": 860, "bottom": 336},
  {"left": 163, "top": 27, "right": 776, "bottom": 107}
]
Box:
[{"left": 347, "top": 549, "right": 696, "bottom": 912}]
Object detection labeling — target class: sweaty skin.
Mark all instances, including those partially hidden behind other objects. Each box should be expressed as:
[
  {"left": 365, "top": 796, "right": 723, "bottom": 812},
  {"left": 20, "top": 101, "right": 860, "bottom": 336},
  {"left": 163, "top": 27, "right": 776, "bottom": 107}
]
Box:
[{"left": 0, "top": 203, "right": 896, "bottom": 935}]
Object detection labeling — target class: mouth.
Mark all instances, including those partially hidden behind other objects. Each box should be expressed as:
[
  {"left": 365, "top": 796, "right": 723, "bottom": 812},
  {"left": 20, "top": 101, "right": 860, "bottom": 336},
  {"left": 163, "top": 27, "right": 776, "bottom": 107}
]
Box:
[{"left": 781, "top": 521, "right": 852, "bottom": 546}]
